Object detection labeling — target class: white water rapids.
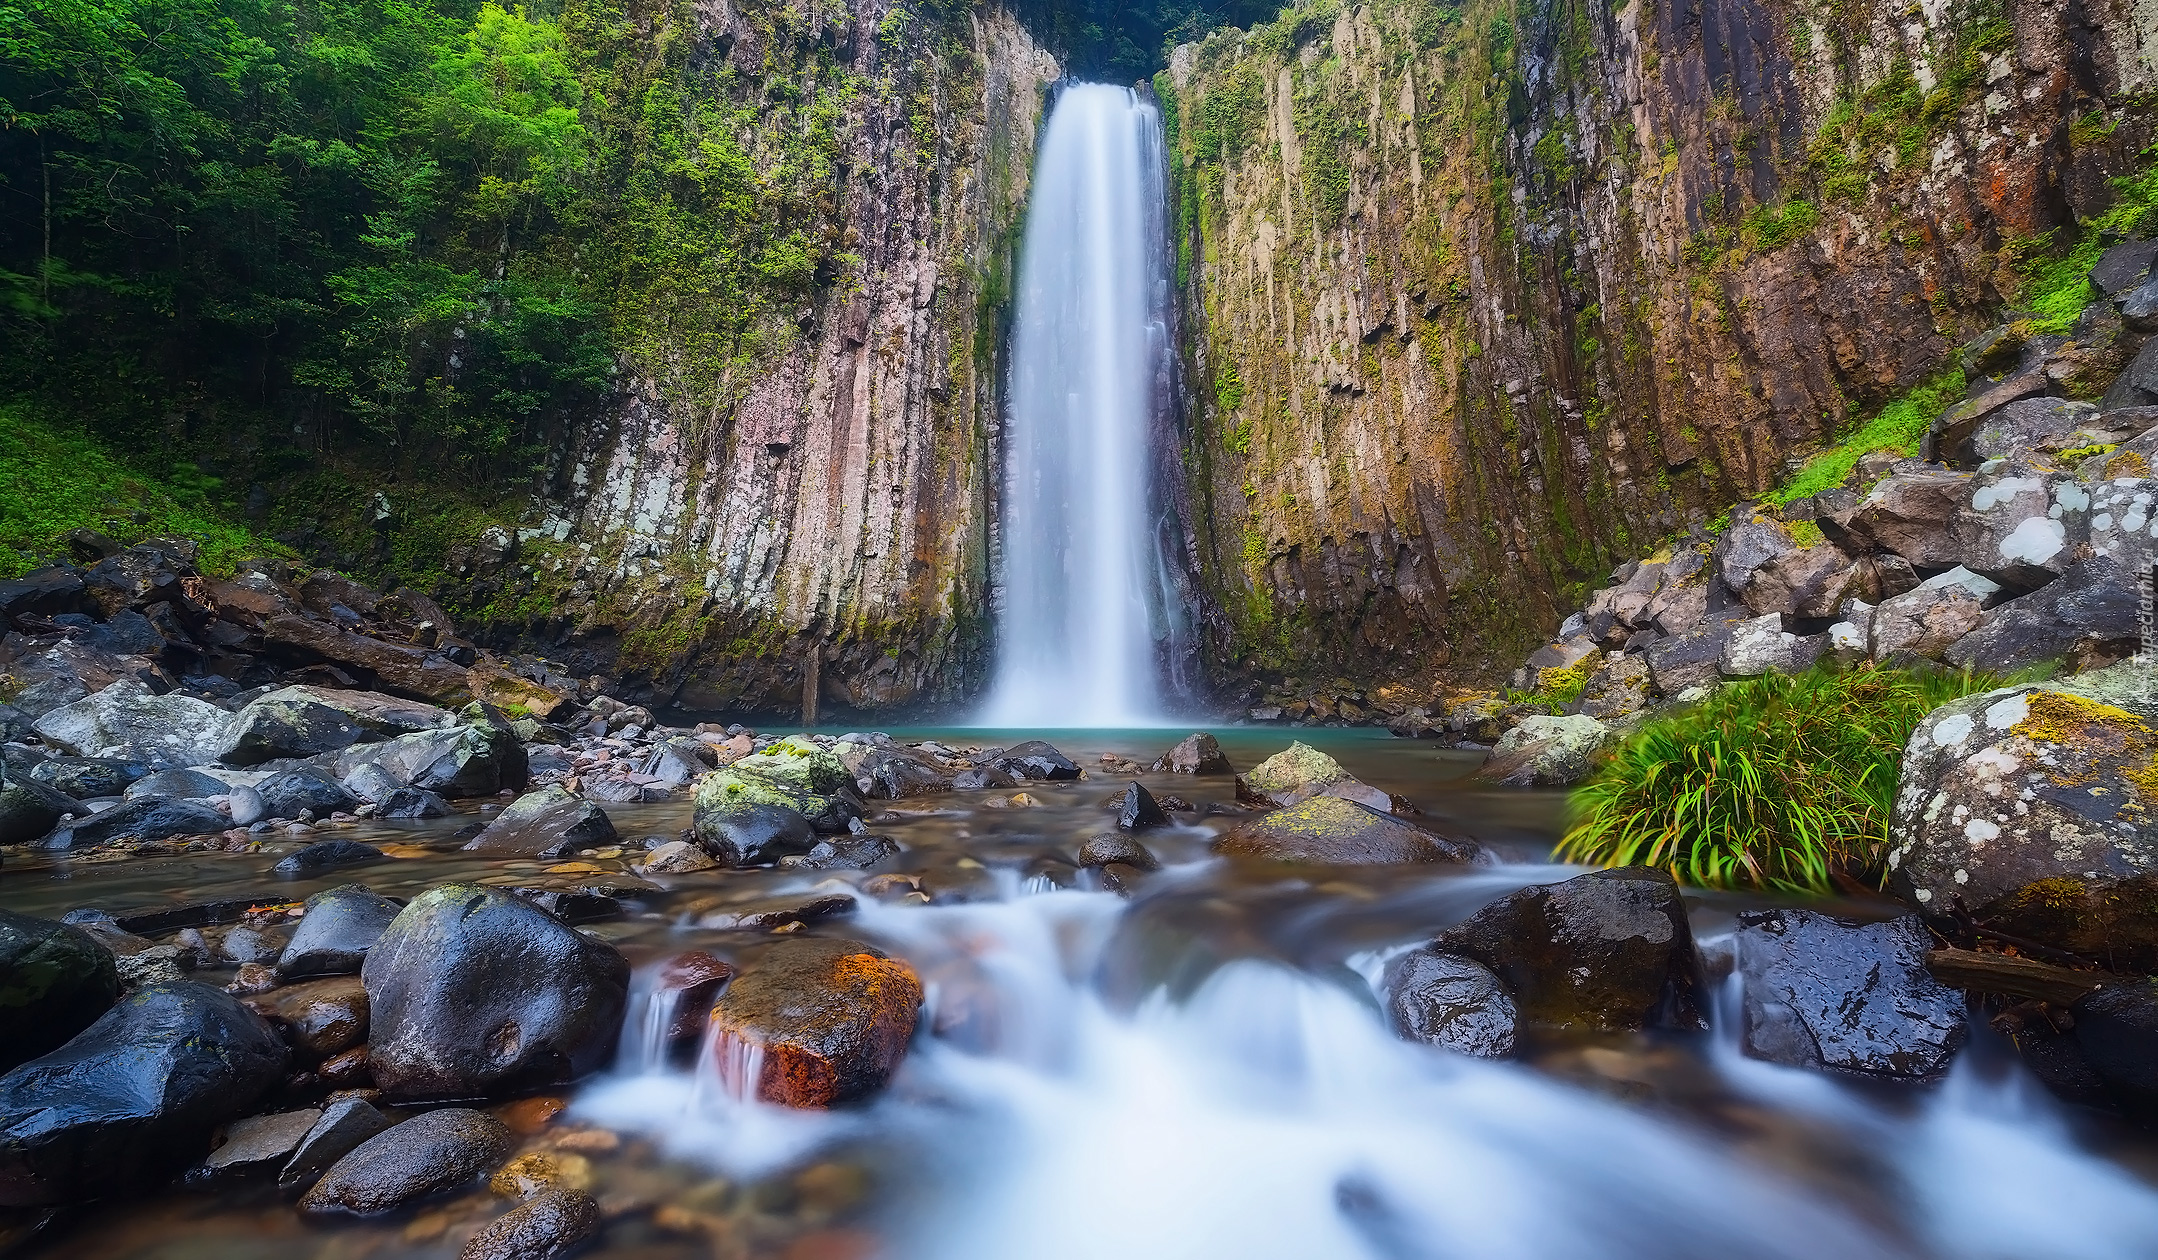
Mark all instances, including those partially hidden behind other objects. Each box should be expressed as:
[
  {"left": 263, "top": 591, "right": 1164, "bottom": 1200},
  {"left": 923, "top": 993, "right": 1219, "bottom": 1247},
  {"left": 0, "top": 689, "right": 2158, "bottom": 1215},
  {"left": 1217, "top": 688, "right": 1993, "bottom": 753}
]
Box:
[
  {"left": 580, "top": 886, "right": 2158, "bottom": 1260},
  {"left": 981, "top": 84, "right": 1182, "bottom": 727}
]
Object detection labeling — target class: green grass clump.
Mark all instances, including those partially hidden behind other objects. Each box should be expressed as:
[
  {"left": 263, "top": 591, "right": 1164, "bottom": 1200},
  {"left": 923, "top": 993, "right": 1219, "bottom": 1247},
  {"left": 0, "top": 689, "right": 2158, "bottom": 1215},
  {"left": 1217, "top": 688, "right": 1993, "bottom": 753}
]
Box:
[
  {"left": 0, "top": 404, "right": 287, "bottom": 579},
  {"left": 1764, "top": 370, "right": 1965, "bottom": 506},
  {"left": 1558, "top": 664, "right": 2009, "bottom": 892}
]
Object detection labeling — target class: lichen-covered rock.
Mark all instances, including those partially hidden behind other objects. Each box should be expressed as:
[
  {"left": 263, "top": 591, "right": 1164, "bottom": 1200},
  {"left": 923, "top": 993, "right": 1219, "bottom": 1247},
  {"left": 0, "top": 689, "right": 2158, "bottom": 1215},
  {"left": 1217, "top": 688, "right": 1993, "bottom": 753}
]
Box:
[
  {"left": 1955, "top": 465, "right": 2089, "bottom": 591},
  {"left": 1476, "top": 715, "right": 1613, "bottom": 788},
  {"left": 1214, "top": 795, "right": 1480, "bottom": 865},
  {"left": 32, "top": 679, "right": 234, "bottom": 768},
  {"left": 1241, "top": 741, "right": 1360, "bottom": 806},
  {"left": 0, "top": 982, "right": 287, "bottom": 1206},
  {"left": 1381, "top": 948, "right": 1516, "bottom": 1059},
  {"left": 0, "top": 909, "right": 118, "bottom": 1071},
  {"left": 1432, "top": 868, "right": 1703, "bottom": 1035},
  {"left": 1575, "top": 654, "right": 1652, "bottom": 720},
  {"left": 1735, "top": 910, "right": 1966, "bottom": 1080},
  {"left": 1888, "top": 663, "right": 2158, "bottom": 970},
  {"left": 1644, "top": 615, "right": 1750, "bottom": 695},
  {"left": 706, "top": 937, "right": 921, "bottom": 1107},
  {"left": 1869, "top": 580, "right": 1987, "bottom": 660},
  {"left": 463, "top": 785, "right": 616, "bottom": 858},
  {"left": 1945, "top": 555, "right": 2141, "bottom": 673},
  {"left": 1718, "top": 614, "right": 1826, "bottom": 678},
  {"left": 362, "top": 885, "right": 629, "bottom": 1101},
  {"left": 693, "top": 739, "right": 863, "bottom": 834},
  {"left": 219, "top": 686, "right": 452, "bottom": 766}
]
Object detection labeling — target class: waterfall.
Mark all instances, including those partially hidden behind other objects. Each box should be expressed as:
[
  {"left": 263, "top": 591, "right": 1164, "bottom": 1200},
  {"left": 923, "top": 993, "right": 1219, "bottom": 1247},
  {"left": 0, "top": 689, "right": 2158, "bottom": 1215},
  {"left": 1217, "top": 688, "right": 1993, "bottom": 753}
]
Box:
[{"left": 982, "top": 83, "right": 1189, "bottom": 727}]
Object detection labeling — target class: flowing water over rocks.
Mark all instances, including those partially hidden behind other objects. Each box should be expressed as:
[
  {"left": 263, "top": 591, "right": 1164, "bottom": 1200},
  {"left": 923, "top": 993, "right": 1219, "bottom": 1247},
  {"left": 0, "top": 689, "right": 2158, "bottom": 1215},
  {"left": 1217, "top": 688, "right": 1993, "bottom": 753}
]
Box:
[{"left": 7, "top": 729, "right": 2158, "bottom": 1258}]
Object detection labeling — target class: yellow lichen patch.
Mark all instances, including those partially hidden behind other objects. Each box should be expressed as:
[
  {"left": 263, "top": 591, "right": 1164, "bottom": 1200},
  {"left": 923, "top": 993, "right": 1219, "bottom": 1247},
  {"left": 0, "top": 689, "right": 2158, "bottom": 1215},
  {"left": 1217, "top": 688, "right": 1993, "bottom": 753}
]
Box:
[
  {"left": 2102, "top": 449, "right": 2150, "bottom": 479},
  {"left": 1999, "top": 875, "right": 2092, "bottom": 913},
  {"left": 2012, "top": 690, "right": 2158, "bottom": 798},
  {"left": 1538, "top": 659, "right": 1595, "bottom": 699}
]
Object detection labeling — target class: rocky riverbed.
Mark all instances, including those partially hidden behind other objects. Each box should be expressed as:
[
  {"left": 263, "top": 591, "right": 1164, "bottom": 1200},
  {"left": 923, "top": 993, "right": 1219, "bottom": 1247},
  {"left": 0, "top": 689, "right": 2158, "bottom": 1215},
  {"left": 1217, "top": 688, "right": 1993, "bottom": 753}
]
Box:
[{"left": 5, "top": 664, "right": 2158, "bottom": 1258}]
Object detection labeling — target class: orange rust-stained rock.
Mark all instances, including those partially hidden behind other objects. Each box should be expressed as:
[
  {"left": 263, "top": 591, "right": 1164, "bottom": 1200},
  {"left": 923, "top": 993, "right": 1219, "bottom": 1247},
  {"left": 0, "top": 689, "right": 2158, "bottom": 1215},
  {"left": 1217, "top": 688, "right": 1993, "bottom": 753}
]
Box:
[{"left": 706, "top": 938, "right": 921, "bottom": 1108}]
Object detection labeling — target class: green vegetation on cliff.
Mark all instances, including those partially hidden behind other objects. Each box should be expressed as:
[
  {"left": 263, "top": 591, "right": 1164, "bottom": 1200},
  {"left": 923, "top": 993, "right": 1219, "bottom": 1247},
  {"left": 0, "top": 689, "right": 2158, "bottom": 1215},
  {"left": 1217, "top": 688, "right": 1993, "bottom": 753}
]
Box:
[{"left": 1560, "top": 665, "right": 2012, "bottom": 893}]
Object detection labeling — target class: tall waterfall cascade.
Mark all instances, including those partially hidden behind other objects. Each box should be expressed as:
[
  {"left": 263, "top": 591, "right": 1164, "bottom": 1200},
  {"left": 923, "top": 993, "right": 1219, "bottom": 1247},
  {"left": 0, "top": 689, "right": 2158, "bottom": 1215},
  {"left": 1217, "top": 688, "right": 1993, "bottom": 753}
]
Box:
[{"left": 981, "top": 83, "right": 1190, "bottom": 727}]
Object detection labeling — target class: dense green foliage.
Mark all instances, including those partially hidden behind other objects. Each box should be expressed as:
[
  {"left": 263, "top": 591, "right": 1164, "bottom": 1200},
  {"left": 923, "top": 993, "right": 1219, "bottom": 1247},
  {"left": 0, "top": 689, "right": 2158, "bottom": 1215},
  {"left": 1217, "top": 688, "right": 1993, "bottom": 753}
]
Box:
[
  {"left": 1559, "top": 665, "right": 2012, "bottom": 893},
  {"left": 0, "top": 401, "right": 286, "bottom": 577},
  {"left": 2010, "top": 137, "right": 2158, "bottom": 334},
  {"left": 1761, "top": 369, "right": 1967, "bottom": 506}
]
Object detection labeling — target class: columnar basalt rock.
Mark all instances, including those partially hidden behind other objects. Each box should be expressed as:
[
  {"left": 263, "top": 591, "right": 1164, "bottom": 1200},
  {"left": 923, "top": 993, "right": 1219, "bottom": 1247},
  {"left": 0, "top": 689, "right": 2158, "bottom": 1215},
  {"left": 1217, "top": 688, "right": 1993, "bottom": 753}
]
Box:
[{"left": 1161, "top": 0, "right": 2157, "bottom": 691}]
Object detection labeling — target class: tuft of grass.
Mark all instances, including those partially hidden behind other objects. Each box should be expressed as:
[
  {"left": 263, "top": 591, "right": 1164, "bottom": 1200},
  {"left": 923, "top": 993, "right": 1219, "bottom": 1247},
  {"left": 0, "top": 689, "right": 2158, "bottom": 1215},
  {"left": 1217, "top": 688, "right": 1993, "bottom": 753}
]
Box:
[
  {"left": 1764, "top": 370, "right": 1965, "bottom": 506},
  {"left": 1558, "top": 664, "right": 2012, "bottom": 893},
  {"left": 0, "top": 403, "right": 289, "bottom": 579}
]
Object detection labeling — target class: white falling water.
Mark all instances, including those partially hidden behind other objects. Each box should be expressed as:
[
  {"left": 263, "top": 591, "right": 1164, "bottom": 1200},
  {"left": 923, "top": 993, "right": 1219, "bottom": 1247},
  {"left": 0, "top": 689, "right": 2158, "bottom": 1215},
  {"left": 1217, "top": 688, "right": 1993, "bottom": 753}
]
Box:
[{"left": 982, "top": 83, "right": 1179, "bottom": 727}]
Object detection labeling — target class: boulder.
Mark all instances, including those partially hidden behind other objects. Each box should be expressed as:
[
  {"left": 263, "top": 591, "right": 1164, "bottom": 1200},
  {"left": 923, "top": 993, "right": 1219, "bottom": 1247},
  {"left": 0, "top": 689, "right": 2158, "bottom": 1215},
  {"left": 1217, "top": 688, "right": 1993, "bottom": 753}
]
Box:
[
  {"left": 1968, "top": 398, "right": 2098, "bottom": 464},
  {"left": 2086, "top": 475, "right": 2158, "bottom": 576},
  {"left": 788, "top": 833, "right": 900, "bottom": 871},
  {"left": 39, "top": 796, "right": 228, "bottom": 850},
  {"left": 259, "top": 975, "right": 371, "bottom": 1059},
  {"left": 1929, "top": 374, "right": 2054, "bottom": 465},
  {"left": 274, "top": 838, "right": 386, "bottom": 876},
  {"left": 1152, "top": 733, "right": 1234, "bottom": 775},
  {"left": 1644, "top": 615, "right": 1749, "bottom": 695},
  {"left": 362, "top": 884, "right": 629, "bottom": 1100},
  {"left": 1077, "top": 832, "right": 1160, "bottom": 871},
  {"left": 706, "top": 937, "right": 921, "bottom": 1107},
  {"left": 692, "top": 738, "right": 862, "bottom": 834},
  {"left": 1837, "top": 469, "right": 1975, "bottom": 569},
  {"left": 1734, "top": 910, "right": 1966, "bottom": 1080},
  {"left": 2099, "top": 336, "right": 2158, "bottom": 410},
  {"left": 1525, "top": 634, "right": 1600, "bottom": 675},
  {"left": 1476, "top": 715, "right": 1613, "bottom": 788},
  {"left": 1432, "top": 868, "right": 1703, "bottom": 1035},
  {"left": 1741, "top": 540, "right": 1860, "bottom": 620},
  {"left": 1869, "top": 581, "right": 1986, "bottom": 660},
  {"left": 278, "top": 1094, "right": 392, "bottom": 1194},
  {"left": 1956, "top": 466, "right": 2088, "bottom": 591},
  {"left": 32, "top": 679, "right": 233, "bottom": 768},
  {"left": 988, "top": 740, "right": 1082, "bottom": 781},
  {"left": 297, "top": 1107, "right": 512, "bottom": 1216},
  {"left": 1645, "top": 568, "right": 1711, "bottom": 637},
  {"left": 1888, "top": 663, "right": 2158, "bottom": 971},
  {"left": 0, "top": 772, "right": 79, "bottom": 845},
  {"left": 122, "top": 768, "right": 227, "bottom": 802},
  {"left": 375, "top": 786, "right": 452, "bottom": 819},
  {"left": 1718, "top": 615, "right": 1827, "bottom": 678},
  {"left": 1115, "top": 781, "right": 1170, "bottom": 830},
  {"left": 637, "top": 839, "right": 717, "bottom": 875},
  {"left": 851, "top": 746, "right": 953, "bottom": 799},
  {"left": 255, "top": 768, "right": 360, "bottom": 820},
  {"left": 1241, "top": 741, "right": 1371, "bottom": 807},
  {"left": 1214, "top": 795, "right": 1480, "bottom": 865},
  {"left": 694, "top": 801, "right": 818, "bottom": 867},
  {"left": 323, "top": 723, "right": 527, "bottom": 799},
  {"left": 260, "top": 616, "right": 471, "bottom": 704},
  {"left": 1945, "top": 556, "right": 2141, "bottom": 672},
  {"left": 219, "top": 686, "right": 451, "bottom": 766},
  {"left": 0, "top": 566, "right": 89, "bottom": 620},
  {"left": 1381, "top": 948, "right": 1516, "bottom": 1059},
  {"left": 465, "top": 661, "right": 576, "bottom": 721},
  {"left": 29, "top": 756, "right": 147, "bottom": 800},
  {"left": 0, "top": 982, "right": 287, "bottom": 1206},
  {"left": 277, "top": 884, "right": 402, "bottom": 979},
  {"left": 187, "top": 1108, "right": 320, "bottom": 1186},
  {"left": 0, "top": 909, "right": 119, "bottom": 1071},
  {"left": 1574, "top": 654, "right": 1652, "bottom": 720},
  {"left": 1712, "top": 518, "right": 1798, "bottom": 599},
  {"left": 462, "top": 785, "right": 616, "bottom": 859},
  {"left": 459, "top": 1186, "right": 602, "bottom": 1260}
]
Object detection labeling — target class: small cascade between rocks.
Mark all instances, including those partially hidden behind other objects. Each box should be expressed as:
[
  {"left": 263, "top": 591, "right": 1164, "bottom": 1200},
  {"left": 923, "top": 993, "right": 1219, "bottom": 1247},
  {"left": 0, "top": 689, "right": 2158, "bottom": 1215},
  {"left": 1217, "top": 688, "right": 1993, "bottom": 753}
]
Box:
[{"left": 981, "top": 83, "right": 1191, "bottom": 727}]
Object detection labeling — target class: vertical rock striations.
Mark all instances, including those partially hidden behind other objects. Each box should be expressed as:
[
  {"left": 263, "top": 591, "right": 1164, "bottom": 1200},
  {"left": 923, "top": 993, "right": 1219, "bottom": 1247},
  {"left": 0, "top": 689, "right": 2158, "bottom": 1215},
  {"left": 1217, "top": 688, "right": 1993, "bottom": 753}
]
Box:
[{"left": 1160, "top": 0, "right": 2158, "bottom": 692}]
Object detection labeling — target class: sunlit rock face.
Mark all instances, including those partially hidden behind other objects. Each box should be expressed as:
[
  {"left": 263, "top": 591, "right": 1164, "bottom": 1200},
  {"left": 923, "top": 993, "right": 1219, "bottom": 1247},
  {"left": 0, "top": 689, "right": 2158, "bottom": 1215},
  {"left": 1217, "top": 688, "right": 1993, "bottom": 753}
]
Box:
[
  {"left": 485, "top": 1, "right": 1059, "bottom": 717},
  {"left": 1160, "top": 0, "right": 2158, "bottom": 691}
]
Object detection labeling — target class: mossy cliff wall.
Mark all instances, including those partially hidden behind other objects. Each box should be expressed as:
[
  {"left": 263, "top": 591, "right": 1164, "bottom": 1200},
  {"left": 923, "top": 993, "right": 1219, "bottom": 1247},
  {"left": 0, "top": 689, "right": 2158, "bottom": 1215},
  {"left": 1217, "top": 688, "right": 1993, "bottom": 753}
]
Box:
[
  {"left": 1161, "top": 0, "right": 2158, "bottom": 693},
  {"left": 483, "top": 1, "right": 1056, "bottom": 715}
]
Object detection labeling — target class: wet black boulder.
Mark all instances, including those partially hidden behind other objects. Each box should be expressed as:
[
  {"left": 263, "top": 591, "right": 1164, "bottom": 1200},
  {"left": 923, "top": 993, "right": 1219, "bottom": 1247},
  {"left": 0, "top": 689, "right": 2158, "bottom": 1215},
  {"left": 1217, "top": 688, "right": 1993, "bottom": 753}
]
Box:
[
  {"left": 460, "top": 1186, "right": 603, "bottom": 1260},
  {"left": 0, "top": 772, "right": 79, "bottom": 845},
  {"left": 0, "top": 982, "right": 287, "bottom": 1206},
  {"left": 990, "top": 741, "right": 1081, "bottom": 781},
  {"left": 1433, "top": 867, "right": 1704, "bottom": 1036},
  {"left": 1382, "top": 948, "right": 1516, "bottom": 1059},
  {"left": 277, "top": 885, "right": 402, "bottom": 979},
  {"left": 2072, "top": 984, "right": 2158, "bottom": 1115},
  {"left": 254, "top": 769, "right": 359, "bottom": 821},
  {"left": 1734, "top": 909, "right": 1967, "bottom": 1080},
  {"left": 1114, "top": 781, "right": 1171, "bottom": 830},
  {"left": 36, "top": 796, "right": 228, "bottom": 851},
  {"left": 297, "top": 1106, "right": 512, "bottom": 1216},
  {"left": 698, "top": 803, "right": 817, "bottom": 868},
  {"left": 274, "top": 838, "right": 386, "bottom": 876},
  {"left": 1077, "top": 833, "right": 1159, "bottom": 871},
  {"left": 362, "top": 884, "right": 629, "bottom": 1101},
  {"left": 0, "top": 909, "right": 119, "bottom": 1071}
]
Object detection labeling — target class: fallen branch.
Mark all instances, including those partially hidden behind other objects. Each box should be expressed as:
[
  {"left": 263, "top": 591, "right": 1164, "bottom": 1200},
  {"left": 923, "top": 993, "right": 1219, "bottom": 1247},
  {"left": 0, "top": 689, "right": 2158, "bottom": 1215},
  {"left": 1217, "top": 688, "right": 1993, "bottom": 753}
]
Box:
[{"left": 1925, "top": 947, "right": 2107, "bottom": 1006}]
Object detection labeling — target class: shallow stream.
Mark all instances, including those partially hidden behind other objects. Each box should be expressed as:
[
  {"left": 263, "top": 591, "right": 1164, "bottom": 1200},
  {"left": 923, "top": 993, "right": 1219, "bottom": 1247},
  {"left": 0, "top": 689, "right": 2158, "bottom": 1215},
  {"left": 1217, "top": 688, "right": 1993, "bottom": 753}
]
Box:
[{"left": 8, "top": 728, "right": 2158, "bottom": 1259}]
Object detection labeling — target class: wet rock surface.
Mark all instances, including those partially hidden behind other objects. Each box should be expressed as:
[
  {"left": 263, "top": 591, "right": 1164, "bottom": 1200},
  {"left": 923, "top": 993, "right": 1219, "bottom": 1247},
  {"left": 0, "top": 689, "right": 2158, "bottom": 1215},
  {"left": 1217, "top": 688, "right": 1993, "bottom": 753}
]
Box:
[
  {"left": 277, "top": 885, "right": 401, "bottom": 979},
  {"left": 362, "top": 885, "right": 629, "bottom": 1101},
  {"left": 458, "top": 1186, "right": 602, "bottom": 1260},
  {"left": 1382, "top": 948, "right": 1517, "bottom": 1059},
  {"left": 462, "top": 785, "right": 616, "bottom": 858},
  {"left": 695, "top": 802, "right": 817, "bottom": 867},
  {"left": 1214, "top": 796, "right": 1480, "bottom": 865},
  {"left": 297, "top": 1107, "right": 512, "bottom": 1215},
  {"left": 1153, "top": 732, "right": 1233, "bottom": 775},
  {"left": 1735, "top": 910, "right": 1966, "bottom": 1079},
  {"left": 0, "top": 909, "right": 119, "bottom": 1070},
  {"left": 707, "top": 936, "right": 922, "bottom": 1107},
  {"left": 1434, "top": 869, "right": 1703, "bottom": 1036},
  {"left": 0, "top": 982, "right": 287, "bottom": 1205}
]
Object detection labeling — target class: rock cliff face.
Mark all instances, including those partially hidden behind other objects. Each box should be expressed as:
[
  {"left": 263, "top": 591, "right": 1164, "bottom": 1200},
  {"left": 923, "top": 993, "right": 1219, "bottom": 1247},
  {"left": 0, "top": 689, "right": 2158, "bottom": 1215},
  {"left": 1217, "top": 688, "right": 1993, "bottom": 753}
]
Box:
[
  {"left": 465, "top": 1, "right": 1057, "bottom": 716},
  {"left": 1161, "top": 0, "right": 2158, "bottom": 694}
]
